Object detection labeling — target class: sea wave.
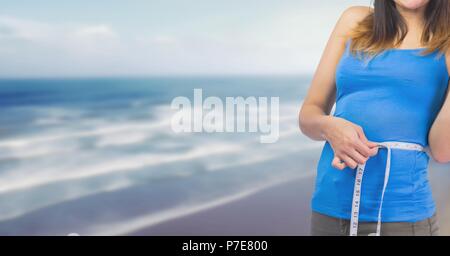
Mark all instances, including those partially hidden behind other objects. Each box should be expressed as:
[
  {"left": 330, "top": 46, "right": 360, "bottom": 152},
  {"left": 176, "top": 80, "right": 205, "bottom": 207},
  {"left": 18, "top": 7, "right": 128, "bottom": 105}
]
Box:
[{"left": 0, "top": 99, "right": 322, "bottom": 227}]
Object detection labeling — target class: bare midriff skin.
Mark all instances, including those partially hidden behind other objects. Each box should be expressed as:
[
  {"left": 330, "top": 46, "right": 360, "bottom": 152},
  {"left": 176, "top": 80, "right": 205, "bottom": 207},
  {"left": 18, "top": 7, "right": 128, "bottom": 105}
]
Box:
[{"left": 299, "top": 1, "right": 450, "bottom": 170}]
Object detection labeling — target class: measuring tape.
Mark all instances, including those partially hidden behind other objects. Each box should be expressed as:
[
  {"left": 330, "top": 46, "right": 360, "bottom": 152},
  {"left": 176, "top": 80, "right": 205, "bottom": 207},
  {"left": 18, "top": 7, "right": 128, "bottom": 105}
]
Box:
[{"left": 349, "top": 141, "right": 425, "bottom": 236}]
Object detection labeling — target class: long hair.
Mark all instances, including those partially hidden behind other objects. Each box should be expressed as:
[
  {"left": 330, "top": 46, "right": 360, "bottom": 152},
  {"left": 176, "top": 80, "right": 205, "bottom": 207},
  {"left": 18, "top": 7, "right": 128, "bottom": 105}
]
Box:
[{"left": 350, "top": 0, "right": 450, "bottom": 56}]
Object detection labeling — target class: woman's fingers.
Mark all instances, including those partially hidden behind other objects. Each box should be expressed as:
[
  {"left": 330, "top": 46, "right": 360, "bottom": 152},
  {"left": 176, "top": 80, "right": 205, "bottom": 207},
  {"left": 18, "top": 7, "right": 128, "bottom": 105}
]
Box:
[
  {"left": 354, "top": 125, "right": 380, "bottom": 157},
  {"left": 340, "top": 154, "right": 358, "bottom": 169},
  {"left": 332, "top": 154, "right": 358, "bottom": 170},
  {"left": 348, "top": 148, "right": 368, "bottom": 165},
  {"left": 332, "top": 156, "right": 346, "bottom": 170},
  {"left": 329, "top": 123, "right": 381, "bottom": 171},
  {"left": 332, "top": 146, "right": 375, "bottom": 171},
  {"left": 354, "top": 139, "right": 371, "bottom": 158},
  {"left": 369, "top": 146, "right": 379, "bottom": 156}
]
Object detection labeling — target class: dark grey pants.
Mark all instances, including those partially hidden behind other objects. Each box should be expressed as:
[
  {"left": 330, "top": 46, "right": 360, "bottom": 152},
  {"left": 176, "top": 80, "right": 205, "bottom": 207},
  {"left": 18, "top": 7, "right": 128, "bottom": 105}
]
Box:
[{"left": 311, "top": 211, "right": 439, "bottom": 236}]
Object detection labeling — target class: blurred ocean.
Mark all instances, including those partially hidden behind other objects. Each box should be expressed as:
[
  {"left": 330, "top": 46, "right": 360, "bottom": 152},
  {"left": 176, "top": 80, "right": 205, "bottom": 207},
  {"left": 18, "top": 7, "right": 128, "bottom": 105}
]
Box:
[
  {"left": 0, "top": 76, "right": 449, "bottom": 235},
  {"left": 0, "top": 76, "right": 327, "bottom": 235}
]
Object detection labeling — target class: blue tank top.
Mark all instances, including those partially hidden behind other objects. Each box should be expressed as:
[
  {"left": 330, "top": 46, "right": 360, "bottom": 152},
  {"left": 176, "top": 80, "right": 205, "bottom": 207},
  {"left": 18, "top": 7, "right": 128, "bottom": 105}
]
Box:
[{"left": 311, "top": 40, "right": 450, "bottom": 222}]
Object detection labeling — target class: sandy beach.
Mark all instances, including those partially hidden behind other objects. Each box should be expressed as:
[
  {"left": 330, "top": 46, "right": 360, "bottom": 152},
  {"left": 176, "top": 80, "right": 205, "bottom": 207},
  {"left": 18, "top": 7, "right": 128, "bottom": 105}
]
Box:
[{"left": 127, "top": 176, "right": 315, "bottom": 236}]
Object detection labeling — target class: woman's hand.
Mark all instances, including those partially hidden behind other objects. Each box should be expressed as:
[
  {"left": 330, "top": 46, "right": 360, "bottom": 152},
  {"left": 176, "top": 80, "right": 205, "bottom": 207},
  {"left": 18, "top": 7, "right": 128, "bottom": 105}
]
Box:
[{"left": 322, "top": 116, "right": 379, "bottom": 170}]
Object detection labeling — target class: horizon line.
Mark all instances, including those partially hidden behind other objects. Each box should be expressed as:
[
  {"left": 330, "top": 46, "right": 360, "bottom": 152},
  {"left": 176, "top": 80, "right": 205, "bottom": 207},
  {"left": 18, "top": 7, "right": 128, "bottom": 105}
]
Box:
[{"left": 0, "top": 73, "right": 313, "bottom": 80}]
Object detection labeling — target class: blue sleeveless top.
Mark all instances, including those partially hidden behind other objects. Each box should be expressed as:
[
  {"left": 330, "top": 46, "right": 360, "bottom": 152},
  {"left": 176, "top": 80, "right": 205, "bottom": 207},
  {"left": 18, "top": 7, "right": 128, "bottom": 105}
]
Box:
[{"left": 311, "top": 41, "right": 450, "bottom": 222}]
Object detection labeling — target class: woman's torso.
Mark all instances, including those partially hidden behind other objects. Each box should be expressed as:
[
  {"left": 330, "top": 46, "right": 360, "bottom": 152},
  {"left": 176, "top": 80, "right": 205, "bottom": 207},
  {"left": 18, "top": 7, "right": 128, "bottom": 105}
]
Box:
[{"left": 311, "top": 40, "right": 450, "bottom": 222}]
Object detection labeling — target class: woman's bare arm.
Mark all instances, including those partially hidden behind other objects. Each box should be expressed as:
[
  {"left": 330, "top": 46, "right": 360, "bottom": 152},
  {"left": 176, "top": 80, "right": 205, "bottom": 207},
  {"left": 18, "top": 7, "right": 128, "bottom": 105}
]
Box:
[
  {"left": 428, "top": 51, "right": 450, "bottom": 163},
  {"left": 299, "top": 6, "right": 378, "bottom": 170},
  {"left": 299, "top": 6, "right": 369, "bottom": 140}
]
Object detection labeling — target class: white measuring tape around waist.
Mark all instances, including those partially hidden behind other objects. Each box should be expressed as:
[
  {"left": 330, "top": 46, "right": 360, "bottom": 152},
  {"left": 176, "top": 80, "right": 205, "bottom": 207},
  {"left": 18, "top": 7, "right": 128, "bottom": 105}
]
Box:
[{"left": 349, "top": 141, "right": 426, "bottom": 236}]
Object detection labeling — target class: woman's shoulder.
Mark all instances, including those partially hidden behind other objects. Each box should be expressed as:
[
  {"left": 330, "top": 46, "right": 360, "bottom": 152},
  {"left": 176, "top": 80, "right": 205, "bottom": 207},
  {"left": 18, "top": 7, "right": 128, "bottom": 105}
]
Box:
[{"left": 335, "top": 6, "right": 373, "bottom": 38}]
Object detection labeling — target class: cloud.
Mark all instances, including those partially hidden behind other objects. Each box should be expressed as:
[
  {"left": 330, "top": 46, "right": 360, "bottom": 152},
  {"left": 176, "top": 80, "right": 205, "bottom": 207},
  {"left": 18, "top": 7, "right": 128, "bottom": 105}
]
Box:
[
  {"left": 0, "top": 15, "right": 53, "bottom": 42},
  {"left": 0, "top": 15, "right": 119, "bottom": 51},
  {"left": 0, "top": 0, "right": 369, "bottom": 77},
  {"left": 153, "top": 36, "right": 177, "bottom": 44},
  {"left": 0, "top": 11, "right": 335, "bottom": 77},
  {"left": 65, "top": 25, "right": 121, "bottom": 57},
  {"left": 0, "top": 16, "right": 124, "bottom": 77},
  {"left": 71, "top": 25, "right": 117, "bottom": 39}
]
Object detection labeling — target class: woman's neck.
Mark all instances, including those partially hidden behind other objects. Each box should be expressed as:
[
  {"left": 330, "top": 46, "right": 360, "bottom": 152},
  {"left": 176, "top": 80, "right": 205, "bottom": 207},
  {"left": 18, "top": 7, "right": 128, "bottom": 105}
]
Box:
[
  {"left": 395, "top": 4, "right": 426, "bottom": 29},
  {"left": 394, "top": 3, "right": 428, "bottom": 48}
]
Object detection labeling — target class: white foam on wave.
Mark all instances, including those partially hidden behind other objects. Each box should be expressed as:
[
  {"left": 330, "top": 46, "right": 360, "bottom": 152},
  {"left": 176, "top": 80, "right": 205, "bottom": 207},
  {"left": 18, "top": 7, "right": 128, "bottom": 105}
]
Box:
[
  {"left": 0, "top": 105, "right": 176, "bottom": 159},
  {"left": 0, "top": 101, "right": 319, "bottom": 224},
  {"left": 0, "top": 141, "right": 78, "bottom": 159},
  {"left": 0, "top": 101, "right": 313, "bottom": 193},
  {"left": 0, "top": 101, "right": 302, "bottom": 152},
  {"left": 95, "top": 131, "right": 152, "bottom": 147},
  {"left": 0, "top": 139, "right": 320, "bottom": 223},
  {"left": 0, "top": 142, "right": 244, "bottom": 194},
  {"left": 4, "top": 104, "right": 175, "bottom": 145},
  {"left": 0, "top": 119, "right": 170, "bottom": 148},
  {"left": 207, "top": 141, "right": 322, "bottom": 171}
]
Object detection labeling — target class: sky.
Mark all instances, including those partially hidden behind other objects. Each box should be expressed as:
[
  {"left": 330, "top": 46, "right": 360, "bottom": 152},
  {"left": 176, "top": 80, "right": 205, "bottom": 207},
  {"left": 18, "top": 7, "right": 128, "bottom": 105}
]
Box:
[{"left": 0, "top": 0, "right": 370, "bottom": 78}]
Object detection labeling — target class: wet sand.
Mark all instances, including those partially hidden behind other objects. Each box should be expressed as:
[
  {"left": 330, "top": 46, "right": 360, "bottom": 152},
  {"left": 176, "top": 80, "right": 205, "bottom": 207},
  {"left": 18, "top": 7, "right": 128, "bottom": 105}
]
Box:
[{"left": 127, "top": 176, "right": 315, "bottom": 236}]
